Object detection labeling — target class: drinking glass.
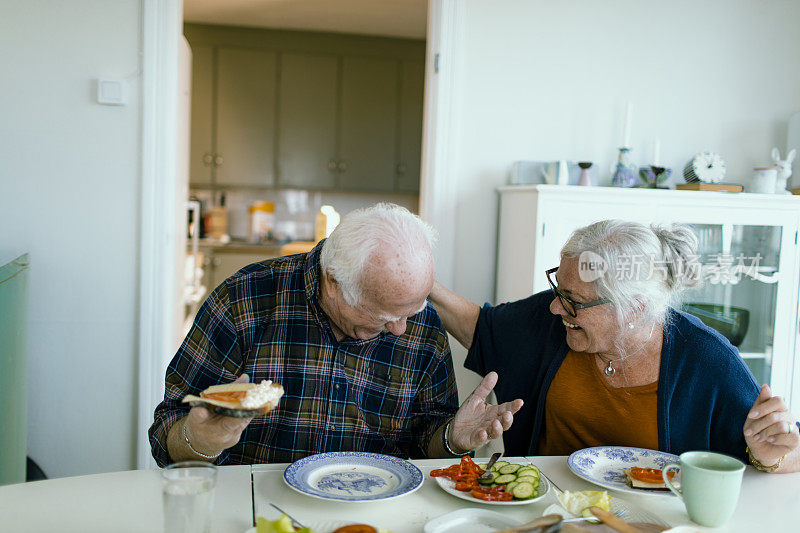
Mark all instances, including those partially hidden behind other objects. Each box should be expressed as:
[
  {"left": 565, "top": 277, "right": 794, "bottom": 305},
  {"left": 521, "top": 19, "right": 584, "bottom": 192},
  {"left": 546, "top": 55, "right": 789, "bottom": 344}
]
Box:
[{"left": 161, "top": 461, "right": 218, "bottom": 533}]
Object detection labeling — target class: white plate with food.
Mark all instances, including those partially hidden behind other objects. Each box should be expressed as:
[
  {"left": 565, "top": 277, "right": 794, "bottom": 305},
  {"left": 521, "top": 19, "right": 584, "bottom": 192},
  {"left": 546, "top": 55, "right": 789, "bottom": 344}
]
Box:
[
  {"left": 423, "top": 508, "right": 523, "bottom": 533},
  {"left": 432, "top": 459, "right": 551, "bottom": 505},
  {"left": 567, "top": 446, "right": 679, "bottom": 496},
  {"left": 283, "top": 451, "right": 423, "bottom": 502}
]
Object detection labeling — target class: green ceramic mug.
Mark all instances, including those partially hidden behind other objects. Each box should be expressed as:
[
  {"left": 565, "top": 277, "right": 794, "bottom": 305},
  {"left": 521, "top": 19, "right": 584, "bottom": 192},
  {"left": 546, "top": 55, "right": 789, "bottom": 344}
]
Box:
[{"left": 662, "top": 451, "right": 745, "bottom": 527}]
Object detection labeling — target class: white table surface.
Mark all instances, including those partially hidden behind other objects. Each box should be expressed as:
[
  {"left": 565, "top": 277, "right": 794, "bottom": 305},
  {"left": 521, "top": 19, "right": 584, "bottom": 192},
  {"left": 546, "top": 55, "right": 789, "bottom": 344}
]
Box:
[
  {"left": 254, "top": 456, "right": 800, "bottom": 533},
  {"left": 0, "top": 465, "right": 253, "bottom": 533},
  {"left": 1, "top": 456, "right": 798, "bottom": 532}
]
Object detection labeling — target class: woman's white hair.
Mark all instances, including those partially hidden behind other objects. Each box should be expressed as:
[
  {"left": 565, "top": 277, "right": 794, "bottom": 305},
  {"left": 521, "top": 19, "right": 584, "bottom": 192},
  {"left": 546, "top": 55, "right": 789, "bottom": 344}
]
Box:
[
  {"left": 561, "top": 219, "right": 701, "bottom": 330},
  {"left": 320, "top": 203, "right": 436, "bottom": 306}
]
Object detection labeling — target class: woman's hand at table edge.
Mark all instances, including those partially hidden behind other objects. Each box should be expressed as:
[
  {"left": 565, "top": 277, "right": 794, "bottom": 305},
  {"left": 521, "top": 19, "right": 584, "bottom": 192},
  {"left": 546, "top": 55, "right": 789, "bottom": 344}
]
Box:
[
  {"left": 168, "top": 374, "right": 256, "bottom": 462},
  {"left": 744, "top": 384, "right": 800, "bottom": 473},
  {"left": 449, "top": 371, "right": 523, "bottom": 453}
]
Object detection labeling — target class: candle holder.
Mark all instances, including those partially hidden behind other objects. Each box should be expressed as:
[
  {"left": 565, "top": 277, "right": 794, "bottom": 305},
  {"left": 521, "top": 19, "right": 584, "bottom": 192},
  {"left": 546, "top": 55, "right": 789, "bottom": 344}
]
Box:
[
  {"left": 611, "top": 148, "right": 637, "bottom": 187},
  {"left": 638, "top": 165, "right": 672, "bottom": 189}
]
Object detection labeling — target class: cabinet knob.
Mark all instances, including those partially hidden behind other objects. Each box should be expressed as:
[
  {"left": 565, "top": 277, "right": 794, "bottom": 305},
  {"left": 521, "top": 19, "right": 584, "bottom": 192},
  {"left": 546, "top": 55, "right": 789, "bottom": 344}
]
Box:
[
  {"left": 328, "top": 159, "right": 337, "bottom": 173},
  {"left": 214, "top": 155, "right": 224, "bottom": 167},
  {"left": 203, "top": 153, "right": 213, "bottom": 166},
  {"left": 397, "top": 163, "right": 407, "bottom": 175},
  {"left": 337, "top": 160, "right": 347, "bottom": 173},
  {"left": 212, "top": 257, "right": 222, "bottom": 267}
]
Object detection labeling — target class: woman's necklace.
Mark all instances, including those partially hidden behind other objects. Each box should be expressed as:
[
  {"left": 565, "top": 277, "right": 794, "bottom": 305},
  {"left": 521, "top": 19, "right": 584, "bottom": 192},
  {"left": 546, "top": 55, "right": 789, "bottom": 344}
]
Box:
[
  {"left": 596, "top": 323, "right": 656, "bottom": 376},
  {"left": 597, "top": 353, "right": 617, "bottom": 376}
]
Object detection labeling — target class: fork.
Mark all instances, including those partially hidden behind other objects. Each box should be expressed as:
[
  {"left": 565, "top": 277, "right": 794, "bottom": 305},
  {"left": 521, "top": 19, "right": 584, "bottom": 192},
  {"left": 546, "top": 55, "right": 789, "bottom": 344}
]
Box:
[
  {"left": 478, "top": 452, "right": 503, "bottom": 481},
  {"left": 269, "top": 503, "right": 308, "bottom": 530},
  {"left": 563, "top": 509, "right": 630, "bottom": 523}
]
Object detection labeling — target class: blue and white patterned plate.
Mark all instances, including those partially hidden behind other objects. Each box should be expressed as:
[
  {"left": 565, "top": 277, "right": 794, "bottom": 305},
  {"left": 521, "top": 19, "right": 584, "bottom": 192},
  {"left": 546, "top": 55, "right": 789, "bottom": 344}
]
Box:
[
  {"left": 283, "top": 451, "right": 423, "bottom": 502},
  {"left": 567, "top": 446, "right": 680, "bottom": 497}
]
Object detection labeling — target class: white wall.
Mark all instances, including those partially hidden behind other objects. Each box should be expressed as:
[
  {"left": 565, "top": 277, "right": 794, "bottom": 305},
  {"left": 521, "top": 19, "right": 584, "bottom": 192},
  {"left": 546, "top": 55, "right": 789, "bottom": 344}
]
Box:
[
  {"left": 446, "top": 0, "right": 800, "bottom": 308},
  {"left": 0, "top": 1, "right": 142, "bottom": 478}
]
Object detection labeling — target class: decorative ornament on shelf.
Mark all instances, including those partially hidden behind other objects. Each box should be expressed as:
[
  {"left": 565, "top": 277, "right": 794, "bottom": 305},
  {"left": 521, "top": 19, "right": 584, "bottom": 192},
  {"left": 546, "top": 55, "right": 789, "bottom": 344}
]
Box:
[
  {"left": 638, "top": 166, "right": 671, "bottom": 188},
  {"left": 612, "top": 147, "right": 637, "bottom": 187},
  {"left": 683, "top": 151, "right": 727, "bottom": 183},
  {"left": 771, "top": 147, "right": 796, "bottom": 195},
  {"left": 638, "top": 138, "right": 670, "bottom": 188},
  {"left": 577, "top": 162, "right": 593, "bottom": 186}
]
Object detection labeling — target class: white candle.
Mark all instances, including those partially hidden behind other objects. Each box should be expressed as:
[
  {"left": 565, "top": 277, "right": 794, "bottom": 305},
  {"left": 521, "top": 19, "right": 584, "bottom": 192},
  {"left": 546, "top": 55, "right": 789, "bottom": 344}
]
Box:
[
  {"left": 653, "top": 137, "right": 661, "bottom": 166},
  {"left": 622, "top": 101, "right": 633, "bottom": 147}
]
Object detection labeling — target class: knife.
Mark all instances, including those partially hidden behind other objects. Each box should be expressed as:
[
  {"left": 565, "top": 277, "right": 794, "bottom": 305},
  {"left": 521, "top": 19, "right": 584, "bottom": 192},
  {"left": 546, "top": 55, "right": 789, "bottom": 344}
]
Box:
[{"left": 250, "top": 469, "right": 256, "bottom": 527}]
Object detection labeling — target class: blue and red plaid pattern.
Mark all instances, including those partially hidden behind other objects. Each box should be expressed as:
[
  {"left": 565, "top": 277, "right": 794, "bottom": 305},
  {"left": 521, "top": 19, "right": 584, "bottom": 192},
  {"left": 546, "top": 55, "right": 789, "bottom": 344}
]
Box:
[{"left": 149, "top": 241, "right": 458, "bottom": 466}]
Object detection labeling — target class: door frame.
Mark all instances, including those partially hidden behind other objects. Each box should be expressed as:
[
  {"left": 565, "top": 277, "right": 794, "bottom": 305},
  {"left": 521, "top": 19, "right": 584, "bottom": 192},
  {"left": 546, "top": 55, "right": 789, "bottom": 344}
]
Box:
[
  {"left": 137, "top": 0, "right": 183, "bottom": 469},
  {"left": 136, "top": 0, "right": 462, "bottom": 467},
  {"left": 419, "top": 0, "right": 464, "bottom": 289}
]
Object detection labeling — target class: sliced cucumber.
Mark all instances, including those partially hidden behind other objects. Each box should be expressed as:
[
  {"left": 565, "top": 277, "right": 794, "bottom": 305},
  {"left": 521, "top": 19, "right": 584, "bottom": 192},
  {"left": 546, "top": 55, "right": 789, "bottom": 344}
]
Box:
[
  {"left": 515, "top": 475, "right": 539, "bottom": 485},
  {"left": 512, "top": 482, "right": 537, "bottom": 500},
  {"left": 504, "top": 481, "right": 519, "bottom": 492},
  {"left": 478, "top": 472, "right": 497, "bottom": 485},
  {"left": 498, "top": 463, "right": 521, "bottom": 474},
  {"left": 494, "top": 473, "right": 517, "bottom": 484},
  {"left": 491, "top": 460, "right": 510, "bottom": 471},
  {"left": 477, "top": 463, "right": 488, "bottom": 471},
  {"left": 516, "top": 467, "right": 538, "bottom": 476}
]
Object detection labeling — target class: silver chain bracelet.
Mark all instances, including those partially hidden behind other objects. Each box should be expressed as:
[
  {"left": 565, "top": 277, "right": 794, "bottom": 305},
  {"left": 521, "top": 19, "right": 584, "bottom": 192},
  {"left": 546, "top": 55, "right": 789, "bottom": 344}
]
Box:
[
  {"left": 182, "top": 422, "right": 221, "bottom": 459},
  {"left": 442, "top": 417, "right": 471, "bottom": 457}
]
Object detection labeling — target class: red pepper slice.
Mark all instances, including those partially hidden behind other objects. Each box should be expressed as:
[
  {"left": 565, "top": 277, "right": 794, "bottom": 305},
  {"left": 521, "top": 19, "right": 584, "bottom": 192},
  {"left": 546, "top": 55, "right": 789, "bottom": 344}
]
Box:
[{"left": 630, "top": 467, "right": 674, "bottom": 484}]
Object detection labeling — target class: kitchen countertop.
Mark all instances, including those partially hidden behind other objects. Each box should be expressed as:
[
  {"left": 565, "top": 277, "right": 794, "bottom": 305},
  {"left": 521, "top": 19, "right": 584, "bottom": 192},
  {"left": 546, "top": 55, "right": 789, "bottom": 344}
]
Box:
[{"left": 191, "top": 239, "right": 316, "bottom": 255}]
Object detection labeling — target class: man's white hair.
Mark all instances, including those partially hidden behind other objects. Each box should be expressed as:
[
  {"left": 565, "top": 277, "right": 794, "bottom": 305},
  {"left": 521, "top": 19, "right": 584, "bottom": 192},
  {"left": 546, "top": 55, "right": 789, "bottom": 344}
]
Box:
[{"left": 320, "top": 203, "right": 437, "bottom": 306}]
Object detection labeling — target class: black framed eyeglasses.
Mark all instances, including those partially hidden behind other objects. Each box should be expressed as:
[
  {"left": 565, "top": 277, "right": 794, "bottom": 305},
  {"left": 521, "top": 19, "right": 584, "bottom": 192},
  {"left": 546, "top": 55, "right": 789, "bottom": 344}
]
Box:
[{"left": 546, "top": 267, "right": 610, "bottom": 318}]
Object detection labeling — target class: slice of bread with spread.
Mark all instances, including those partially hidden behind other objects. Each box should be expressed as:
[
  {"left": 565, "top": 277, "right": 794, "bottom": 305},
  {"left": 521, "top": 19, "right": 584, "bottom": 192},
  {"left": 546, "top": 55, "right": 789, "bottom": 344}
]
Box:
[{"left": 183, "top": 380, "right": 283, "bottom": 418}]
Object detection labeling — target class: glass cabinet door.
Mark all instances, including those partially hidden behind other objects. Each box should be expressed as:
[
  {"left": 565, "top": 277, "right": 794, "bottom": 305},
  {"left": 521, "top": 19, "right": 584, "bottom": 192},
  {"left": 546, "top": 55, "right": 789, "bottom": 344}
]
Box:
[{"left": 681, "top": 224, "right": 782, "bottom": 384}]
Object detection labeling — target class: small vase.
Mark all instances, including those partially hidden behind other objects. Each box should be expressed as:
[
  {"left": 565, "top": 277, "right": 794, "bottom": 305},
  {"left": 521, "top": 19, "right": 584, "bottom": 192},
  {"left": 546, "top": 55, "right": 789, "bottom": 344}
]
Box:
[
  {"left": 577, "top": 162, "right": 593, "bottom": 186},
  {"left": 612, "top": 148, "right": 637, "bottom": 187}
]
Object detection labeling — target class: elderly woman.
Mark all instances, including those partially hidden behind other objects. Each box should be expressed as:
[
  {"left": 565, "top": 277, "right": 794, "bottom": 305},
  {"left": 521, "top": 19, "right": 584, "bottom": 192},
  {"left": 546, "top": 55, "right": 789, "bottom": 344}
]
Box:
[{"left": 430, "top": 220, "right": 799, "bottom": 472}]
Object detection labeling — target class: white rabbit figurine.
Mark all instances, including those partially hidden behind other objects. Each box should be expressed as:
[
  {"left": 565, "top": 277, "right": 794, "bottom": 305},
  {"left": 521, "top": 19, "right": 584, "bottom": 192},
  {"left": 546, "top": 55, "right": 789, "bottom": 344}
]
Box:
[{"left": 771, "top": 147, "right": 796, "bottom": 194}]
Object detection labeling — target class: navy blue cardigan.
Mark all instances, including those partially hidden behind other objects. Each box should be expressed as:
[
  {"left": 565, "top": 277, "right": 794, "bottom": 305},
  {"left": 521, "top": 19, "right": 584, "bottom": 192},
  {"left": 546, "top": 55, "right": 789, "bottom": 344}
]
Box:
[{"left": 465, "top": 291, "right": 760, "bottom": 462}]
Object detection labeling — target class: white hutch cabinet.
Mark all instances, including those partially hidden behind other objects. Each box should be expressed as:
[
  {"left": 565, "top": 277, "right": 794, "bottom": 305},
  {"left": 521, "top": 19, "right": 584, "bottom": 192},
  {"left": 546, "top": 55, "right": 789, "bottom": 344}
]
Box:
[{"left": 496, "top": 185, "right": 800, "bottom": 413}]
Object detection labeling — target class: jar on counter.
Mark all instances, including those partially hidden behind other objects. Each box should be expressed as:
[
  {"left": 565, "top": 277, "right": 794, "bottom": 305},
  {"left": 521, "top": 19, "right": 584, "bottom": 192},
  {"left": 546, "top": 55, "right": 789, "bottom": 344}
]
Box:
[{"left": 248, "top": 201, "right": 275, "bottom": 243}]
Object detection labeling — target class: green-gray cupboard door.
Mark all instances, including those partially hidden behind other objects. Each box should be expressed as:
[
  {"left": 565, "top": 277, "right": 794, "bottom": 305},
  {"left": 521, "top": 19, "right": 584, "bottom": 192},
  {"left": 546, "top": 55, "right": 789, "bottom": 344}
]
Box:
[
  {"left": 189, "top": 44, "right": 213, "bottom": 185},
  {"left": 215, "top": 48, "right": 277, "bottom": 186},
  {"left": 277, "top": 53, "right": 339, "bottom": 189},
  {"left": 397, "top": 60, "right": 424, "bottom": 193},
  {"left": 338, "top": 56, "right": 398, "bottom": 191}
]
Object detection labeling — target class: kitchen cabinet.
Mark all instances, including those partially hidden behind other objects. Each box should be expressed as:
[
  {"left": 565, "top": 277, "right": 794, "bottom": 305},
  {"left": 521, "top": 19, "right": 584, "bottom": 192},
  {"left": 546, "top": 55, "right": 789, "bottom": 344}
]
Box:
[
  {"left": 396, "top": 60, "right": 425, "bottom": 193},
  {"left": 202, "top": 249, "right": 280, "bottom": 292},
  {"left": 189, "top": 45, "right": 213, "bottom": 185},
  {"left": 495, "top": 184, "right": 800, "bottom": 413},
  {"left": 277, "top": 53, "right": 339, "bottom": 189},
  {"left": 189, "top": 47, "right": 277, "bottom": 187},
  {"left": 186, "top": 25, "right": 425, "bottom": 193},
  {"left": 338, "top": 56, "right": 399, "bottom": 191},
  {"left": 215, "top": 48, "right": 277, "bottom": 187}
]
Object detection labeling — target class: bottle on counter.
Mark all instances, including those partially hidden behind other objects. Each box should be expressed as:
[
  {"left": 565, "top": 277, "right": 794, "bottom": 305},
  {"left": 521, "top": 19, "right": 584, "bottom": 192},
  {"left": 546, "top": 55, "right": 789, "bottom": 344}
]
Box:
[
  {"left": 248, "top": 201, "right": 275, "bottom": 243},
  {"left": 205, "top": 193, "right": 229, "bottom": 241}
]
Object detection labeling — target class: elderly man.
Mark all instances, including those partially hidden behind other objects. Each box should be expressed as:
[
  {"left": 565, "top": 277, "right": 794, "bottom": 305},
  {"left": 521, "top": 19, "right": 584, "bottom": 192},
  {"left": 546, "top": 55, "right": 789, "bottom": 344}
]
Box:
[{"left": 149, "top": 203, "right": 522, "bottom": 465}]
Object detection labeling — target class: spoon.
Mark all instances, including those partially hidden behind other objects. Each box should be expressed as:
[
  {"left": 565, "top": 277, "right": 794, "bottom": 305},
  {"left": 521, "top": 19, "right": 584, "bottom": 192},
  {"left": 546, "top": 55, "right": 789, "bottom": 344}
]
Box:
[
  {"left": 495, "top": 513, "right": 563, "bottom": 533},
  {"left": 478, "top": 452, "right": 503, "bottom": 481}
]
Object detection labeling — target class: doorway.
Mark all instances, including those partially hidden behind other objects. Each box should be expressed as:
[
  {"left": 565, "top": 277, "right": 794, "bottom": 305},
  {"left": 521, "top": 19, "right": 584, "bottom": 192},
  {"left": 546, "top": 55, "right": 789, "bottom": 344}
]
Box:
[{"left": 137, "top": 0, "right": 464, "bottom": 468}]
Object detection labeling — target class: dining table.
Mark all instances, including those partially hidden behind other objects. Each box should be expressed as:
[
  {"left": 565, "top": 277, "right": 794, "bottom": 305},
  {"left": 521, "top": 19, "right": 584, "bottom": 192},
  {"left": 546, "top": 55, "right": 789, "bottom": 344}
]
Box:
[{"left": 0, "top": 456, "right": 797, "bottom": 532}]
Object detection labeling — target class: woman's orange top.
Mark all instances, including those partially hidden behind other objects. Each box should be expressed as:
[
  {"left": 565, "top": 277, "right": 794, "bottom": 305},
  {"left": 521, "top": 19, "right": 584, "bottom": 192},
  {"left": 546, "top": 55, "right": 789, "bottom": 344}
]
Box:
[{"left": 537, "top": 350, "right": 659, "bottom": 456}]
